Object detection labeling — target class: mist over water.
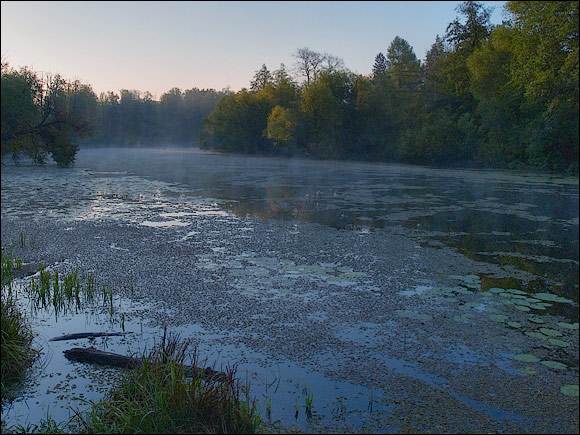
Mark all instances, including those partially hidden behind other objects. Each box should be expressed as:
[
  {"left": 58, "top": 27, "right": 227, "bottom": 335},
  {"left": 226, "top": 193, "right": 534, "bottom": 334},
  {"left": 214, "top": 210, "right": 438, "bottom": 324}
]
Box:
[{"left": 75, "top": 146, "right": 579, "bottom": 299}]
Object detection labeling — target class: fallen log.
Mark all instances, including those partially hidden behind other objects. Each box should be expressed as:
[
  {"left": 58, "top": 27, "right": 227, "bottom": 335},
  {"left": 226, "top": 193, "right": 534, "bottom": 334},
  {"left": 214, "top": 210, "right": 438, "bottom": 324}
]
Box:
[
  {"left": 50, "top": 332, "right": 133, "bottom": 342},
  {"left": 63, "top": 347, "right": 227, "bottom": 382}
]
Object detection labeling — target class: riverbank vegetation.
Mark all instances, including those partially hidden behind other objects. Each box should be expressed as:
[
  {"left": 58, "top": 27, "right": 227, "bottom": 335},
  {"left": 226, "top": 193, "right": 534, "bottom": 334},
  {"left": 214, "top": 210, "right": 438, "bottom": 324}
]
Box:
[
  {"left": 75, "top": 334, "right": 260, "bottom": 434},
  {"left": 200, "top": 1, "right": 578, "bottom": 173},
  {"left": 0, "top": 243, "right": 261, "bottom": 434},
  {"left": 2, "top": 1, "right": 577, "bottom": 173},
  {"left": 1, "top": 249, "right": 38, "bottom": 402}
]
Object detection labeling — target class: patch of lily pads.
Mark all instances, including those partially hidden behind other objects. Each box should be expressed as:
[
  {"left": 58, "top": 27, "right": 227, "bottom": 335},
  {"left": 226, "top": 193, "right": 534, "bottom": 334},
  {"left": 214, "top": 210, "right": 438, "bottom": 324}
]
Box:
[
  {"left": 560, "top": 385, "right": 579, "bottom": 397},
  {"left": 449, "top": 274, "right": 481, "bottom": 290}
]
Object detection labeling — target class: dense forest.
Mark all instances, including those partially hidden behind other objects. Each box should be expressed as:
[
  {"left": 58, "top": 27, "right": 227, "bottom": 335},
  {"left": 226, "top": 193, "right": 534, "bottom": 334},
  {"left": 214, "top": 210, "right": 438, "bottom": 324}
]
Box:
[
  {"left": 1, "top": 1, "right": 578, "bottom": 173},
  {"left": 199, "top": 1, "right": 579, "bottom": 173}
]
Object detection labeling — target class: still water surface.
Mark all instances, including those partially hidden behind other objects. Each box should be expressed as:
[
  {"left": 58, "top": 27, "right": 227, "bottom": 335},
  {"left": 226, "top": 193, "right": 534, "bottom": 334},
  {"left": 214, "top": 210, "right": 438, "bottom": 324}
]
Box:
[
  {"left": 75, "top": 147, "right": 579, "bottom": 299},
  {"left": 2, "top": 147, "right": 578, "bottom": 432}
]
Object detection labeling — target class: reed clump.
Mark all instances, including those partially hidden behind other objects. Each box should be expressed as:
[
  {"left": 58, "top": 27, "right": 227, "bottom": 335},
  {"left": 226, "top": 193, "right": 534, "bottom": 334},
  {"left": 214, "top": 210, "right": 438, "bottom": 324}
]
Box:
[{"left": 75, "top": 332, "right": 261, "bottom": 434}]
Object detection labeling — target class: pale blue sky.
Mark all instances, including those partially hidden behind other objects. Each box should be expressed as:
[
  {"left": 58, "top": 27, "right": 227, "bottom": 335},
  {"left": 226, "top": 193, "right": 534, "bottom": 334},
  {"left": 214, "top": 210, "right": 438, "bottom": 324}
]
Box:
[{"left": 1, "top": 1, "right": 507, "bottom": 99}]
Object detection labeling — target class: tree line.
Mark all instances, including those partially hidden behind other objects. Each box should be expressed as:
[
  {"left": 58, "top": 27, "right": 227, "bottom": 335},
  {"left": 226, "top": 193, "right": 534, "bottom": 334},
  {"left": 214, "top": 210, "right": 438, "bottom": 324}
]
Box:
[
  {"left": 1, "top": 66, "right": 229, "bottom": 166},
  {"left": 199, "top": 1, "right": 578, "bottom": 173},
  {"left": 2, "top": 1, "right": 578, "bottom": 173}
]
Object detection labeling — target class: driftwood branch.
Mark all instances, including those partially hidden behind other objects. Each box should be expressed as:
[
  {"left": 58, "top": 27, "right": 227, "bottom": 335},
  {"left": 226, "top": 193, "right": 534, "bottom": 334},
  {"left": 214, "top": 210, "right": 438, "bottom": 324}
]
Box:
[
  {"left": 63, "top": 347, "right": 226, "bottom": 382},
  {"left": 50, "top": 332, "right": 133, "bottom": 342}
]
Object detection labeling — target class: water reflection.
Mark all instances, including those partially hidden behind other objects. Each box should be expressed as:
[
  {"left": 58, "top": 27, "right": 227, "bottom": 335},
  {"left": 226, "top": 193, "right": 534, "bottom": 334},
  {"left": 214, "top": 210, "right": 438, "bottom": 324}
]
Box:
[{"left": 74, "top": 147, "right": 579, "bottom": 301}]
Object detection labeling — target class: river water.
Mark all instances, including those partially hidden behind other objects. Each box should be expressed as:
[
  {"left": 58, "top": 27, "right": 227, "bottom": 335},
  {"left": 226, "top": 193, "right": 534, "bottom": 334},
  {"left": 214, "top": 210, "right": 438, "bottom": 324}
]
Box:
[{"left": 1, "top": 147, "right": 578, "bottom": 433}]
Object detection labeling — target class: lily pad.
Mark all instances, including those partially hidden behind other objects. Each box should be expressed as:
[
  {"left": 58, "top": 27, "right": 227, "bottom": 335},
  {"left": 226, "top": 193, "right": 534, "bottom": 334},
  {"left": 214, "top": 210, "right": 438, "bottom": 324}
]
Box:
[
  {"left": 533, "top": 292, "right": 560, "bottom": 301},
  {"left": 519, "top": 366, "right": 537, "bottom": 375},
  {"left": 507, "top": 321, "right": 522, "bottom": 328},
  {"left": 560, "top": 385, "right": 579, "bottom": 397},
  {"left": 533, "top": 293, "right": 573, "bottom": 304},
  {"left": 505, "top": 288, "right": 528, "bottom": 295},
  {"left": 513, "top": 353, "right": 540, "bottom": 363},
  {"left": 513, "top": 304, "right": 531, "bottom": 312},
  {"left": 527, "top": 315, "right": 545, "bottom": 324},
  {"left": 490, "top": 314, "right": 507, "bottom": 322},
  {"left": 528, "top": 304, "right": 548, "bottom": 310},
  {"left": 556, "top": 322, "right": 579, "bottom": 330},
  {"left": 548, "top": 339, "right": 569, "bottom": 348},
  {"left": 539, "top": 328, "right": 562, "bottom": 337},
  {"left": 540, "top": 360, "right": 567, "bottom": 370}
]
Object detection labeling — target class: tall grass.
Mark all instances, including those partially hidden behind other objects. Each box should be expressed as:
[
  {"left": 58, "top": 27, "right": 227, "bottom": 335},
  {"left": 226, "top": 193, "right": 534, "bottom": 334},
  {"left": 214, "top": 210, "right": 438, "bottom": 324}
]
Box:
[
  {"left": 27, "top": 267, "right": 114, "bottom": 320},
  {"left": 1, "top": 248, "right": 38, "bottom": 400},
  {"left": 75, "top": 333, "right": 261, "bottom": 434}
]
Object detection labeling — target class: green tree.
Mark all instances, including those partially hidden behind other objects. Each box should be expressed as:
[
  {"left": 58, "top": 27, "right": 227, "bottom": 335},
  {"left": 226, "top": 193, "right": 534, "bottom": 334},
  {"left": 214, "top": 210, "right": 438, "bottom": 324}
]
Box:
[
  {"left": 262, "top": 64, "right": 300, "bottom": 108},
  {"left": 372, "top": 53, "right": 388, "bottom": 79},
  {"left": 505, "top": 1, "right": 578, "bottom": 171},
  {"left": 385, "top": 36, "right": 422, "bottom": 90},
  {"left": 467, "top": 24, "right": 527, "bottom": 166},
  {"left": 199, "top": 90, "right": 272, "bottom": 154},
  {"left": 443, "top": 1, "right": 493, "bottom": 100},
  {"left": 250, "top": 64, "right": 272, "bottom": 92},
  {"left": 266, "top": 105, "right": 297, "bottom": 145},
  {"left": 1, "top": 64, "right": 97, "bottom": 166}
]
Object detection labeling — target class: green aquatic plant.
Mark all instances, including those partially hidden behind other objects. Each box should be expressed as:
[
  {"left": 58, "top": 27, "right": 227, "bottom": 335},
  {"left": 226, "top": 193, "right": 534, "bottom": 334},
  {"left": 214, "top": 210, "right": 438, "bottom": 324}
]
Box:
[
  {"left": 75, "top": 334, "right": 261, "bottom": 434},
  {"left": 540, "top": 360, "right": 567, "bottom": 370},
  {"left": 556, "top": 322, "right": 579, "bottom": 330},
  {"left": 547, "top": 338, "right": 569, "bottom": 348},
  {"left": 527, "top": 315, "right": 545, "bottom": 324},
  {"left": 519, "top": 366, "right": 537, "bottom": 375},
  {"left": 1, "top": 249, "right": 38, "bottom": 400},
  {"left": 513, "top": 354, "right": 540, "bottom": 363},
  {"left": 560, "top": 385, "right": 579, "bottom": 397},
  {"left": 539, "top": 328, "right": 562, "bottom": 337},
  {"left": 305, "top": 389, "right": 314, "bottom": 418},
  {"left": 533, "top": 292, "right": 574, "bottom": 304}
]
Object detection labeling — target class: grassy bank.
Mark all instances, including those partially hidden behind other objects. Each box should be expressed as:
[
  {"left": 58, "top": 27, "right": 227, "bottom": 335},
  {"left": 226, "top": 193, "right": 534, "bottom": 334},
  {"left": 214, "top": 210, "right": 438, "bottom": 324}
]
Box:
[
  {"left": 76, "top": 333, "right": 260, "bottom": 434},
  {"left": 1, "top": 248, "right": 38, "bottom": 402},
  {"left": 0, "top": 242, "right": 261, "bottom": 434}
]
